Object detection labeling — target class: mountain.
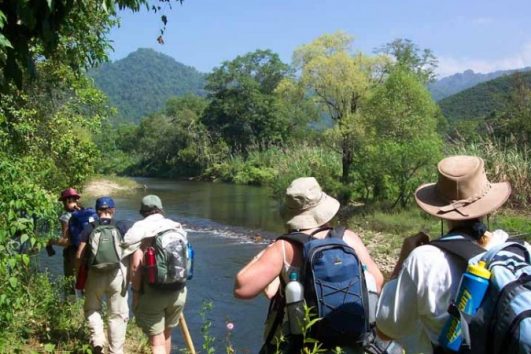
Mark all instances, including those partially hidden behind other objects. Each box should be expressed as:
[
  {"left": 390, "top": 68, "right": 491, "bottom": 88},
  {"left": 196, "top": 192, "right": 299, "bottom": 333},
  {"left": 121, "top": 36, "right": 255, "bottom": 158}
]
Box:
[
  {"left": 438, "top": 70, "right": 531, "bottom": 122},
  {"left": 429, "top": 67, "right": 531, "bottom": 101},
  {"left": 91, "top": 48, "right": 206, "bottom": 123}
]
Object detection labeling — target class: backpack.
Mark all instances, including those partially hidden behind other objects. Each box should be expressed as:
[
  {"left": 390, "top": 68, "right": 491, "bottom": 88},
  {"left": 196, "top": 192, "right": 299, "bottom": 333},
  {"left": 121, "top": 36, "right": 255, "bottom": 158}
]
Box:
[
  {"left": 262, "top": 227, "right": 371, "bottom": 352},
  {"left": 146, "top": 227, "right": 190, "bottom": 290},
  {"left": 69, "top": 208, "right": 98, "bottom": 248},
  {"left": 87, "top": 221, "right": 122, "bottom": 271},
  {"left": 432, "top": 235, "right": 531, "bottom": 354}
]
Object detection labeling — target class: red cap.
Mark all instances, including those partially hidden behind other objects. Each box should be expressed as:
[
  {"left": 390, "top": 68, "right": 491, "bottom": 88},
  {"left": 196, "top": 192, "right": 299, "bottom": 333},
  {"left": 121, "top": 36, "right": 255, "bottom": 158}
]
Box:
[{"left": 59, "top": 188, "right": 80, "bottom": 201}]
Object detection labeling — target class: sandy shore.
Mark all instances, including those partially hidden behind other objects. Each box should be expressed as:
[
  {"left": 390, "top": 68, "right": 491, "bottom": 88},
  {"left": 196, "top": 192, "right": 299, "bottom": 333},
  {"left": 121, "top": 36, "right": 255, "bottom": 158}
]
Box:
[{"left": 83, "top": 177, "right": 142, "bottom": 197}]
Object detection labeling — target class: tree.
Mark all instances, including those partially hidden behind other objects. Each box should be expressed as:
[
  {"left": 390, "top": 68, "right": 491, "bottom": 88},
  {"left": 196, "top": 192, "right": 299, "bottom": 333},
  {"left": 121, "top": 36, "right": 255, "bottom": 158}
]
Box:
[
  {"left": 376, "top": 38, "right": 438, "bottom": 84},
  {"left": 289, "top": 32, "right": 387, "bottom": 183},
  {"left": 0, "top": 61, "right": 111, "bottom": 189},
  {"left": 488, "top": 72, "right": 531, "bottom": 146},
  {"left": 361, "top": 68, "right": 442, "bottom": 207},
  {"left": 202, "top": 49, "right": 295, "bottom": 154},
  {"left": 0, "top": 0, "right": 181, "bottom": 89}
]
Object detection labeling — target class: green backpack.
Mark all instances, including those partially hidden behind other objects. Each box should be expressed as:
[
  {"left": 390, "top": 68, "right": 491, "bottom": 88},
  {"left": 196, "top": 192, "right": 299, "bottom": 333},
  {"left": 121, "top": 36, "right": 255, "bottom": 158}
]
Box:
[{"left": 87, "top": 221, "right": 122, "bottom": 271}]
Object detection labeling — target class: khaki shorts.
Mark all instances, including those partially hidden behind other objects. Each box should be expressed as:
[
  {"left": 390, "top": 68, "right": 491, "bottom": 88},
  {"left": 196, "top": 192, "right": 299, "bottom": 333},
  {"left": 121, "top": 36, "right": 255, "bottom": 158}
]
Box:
[{"left": 135, "top": 285, "right": 187, "bottom": 336}]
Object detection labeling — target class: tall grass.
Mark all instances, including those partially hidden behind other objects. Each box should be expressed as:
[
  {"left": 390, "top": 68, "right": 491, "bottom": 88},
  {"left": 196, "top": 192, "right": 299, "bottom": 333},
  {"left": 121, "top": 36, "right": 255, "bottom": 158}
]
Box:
[
  {"left": 447, "top": 138, "right": 530, "bottom": 208},
  {"left": 204, "top": 143, "right": 343, "bottom": 198}
]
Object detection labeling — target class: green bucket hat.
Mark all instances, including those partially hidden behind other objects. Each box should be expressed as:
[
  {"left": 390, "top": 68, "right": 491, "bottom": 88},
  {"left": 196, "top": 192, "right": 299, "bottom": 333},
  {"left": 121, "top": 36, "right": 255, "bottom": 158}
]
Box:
[{"left": 140, "top": 194, "right": 163, "bottom": 213}]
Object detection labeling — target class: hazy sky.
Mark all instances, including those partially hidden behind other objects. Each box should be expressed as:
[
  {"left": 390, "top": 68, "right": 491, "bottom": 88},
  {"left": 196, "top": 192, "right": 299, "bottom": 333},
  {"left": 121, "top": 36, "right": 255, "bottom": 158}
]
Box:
[{"left": 108, "top": 0, "right": 531, "bottom": 78}]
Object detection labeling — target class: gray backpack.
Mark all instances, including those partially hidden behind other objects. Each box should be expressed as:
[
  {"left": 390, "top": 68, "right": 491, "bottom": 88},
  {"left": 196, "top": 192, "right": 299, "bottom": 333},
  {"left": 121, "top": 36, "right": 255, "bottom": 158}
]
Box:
[
  {"left": 87, "top": 222, "right": 122, "bottom": 271},
  {"left": 150, "top": 227, "right": 189, "bottom": 290}
]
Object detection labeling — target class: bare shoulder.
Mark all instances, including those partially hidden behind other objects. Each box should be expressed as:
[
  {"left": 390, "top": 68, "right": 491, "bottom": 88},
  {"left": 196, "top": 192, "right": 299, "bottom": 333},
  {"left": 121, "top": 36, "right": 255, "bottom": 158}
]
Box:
[{"left": 342, "top": 228, "right": 364, "bottom": 245}]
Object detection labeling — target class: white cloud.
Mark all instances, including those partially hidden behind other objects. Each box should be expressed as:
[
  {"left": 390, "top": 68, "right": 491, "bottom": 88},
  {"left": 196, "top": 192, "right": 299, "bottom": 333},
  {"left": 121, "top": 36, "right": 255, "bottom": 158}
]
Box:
[{"left": 437, "top": 42, "right": 531, "bottom": 77}]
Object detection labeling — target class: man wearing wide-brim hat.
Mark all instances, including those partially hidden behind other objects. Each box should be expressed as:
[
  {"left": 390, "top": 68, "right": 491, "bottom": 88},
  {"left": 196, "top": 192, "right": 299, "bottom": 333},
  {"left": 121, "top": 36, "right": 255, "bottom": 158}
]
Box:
[{"left": 375, "top": 155, "right": 512, "bottom": 354}]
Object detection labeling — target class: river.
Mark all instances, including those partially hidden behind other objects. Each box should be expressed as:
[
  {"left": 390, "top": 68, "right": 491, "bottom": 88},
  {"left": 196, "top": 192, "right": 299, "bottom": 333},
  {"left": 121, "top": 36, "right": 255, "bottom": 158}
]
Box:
[{"left": 38, "top": 178, "right": 286, "bottom": 353}]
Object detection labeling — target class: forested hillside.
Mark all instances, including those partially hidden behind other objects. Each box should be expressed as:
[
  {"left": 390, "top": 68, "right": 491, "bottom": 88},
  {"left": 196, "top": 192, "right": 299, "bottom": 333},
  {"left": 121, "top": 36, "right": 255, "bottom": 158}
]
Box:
[
  {"left": 90, "top": 48, "right": 205, "bottom": 123},
  {"left": 438, "top": 71, "right": 531, "bottom": 121},
  {"left": 428, "top": 67, "right": 531, "bottom": 101}
]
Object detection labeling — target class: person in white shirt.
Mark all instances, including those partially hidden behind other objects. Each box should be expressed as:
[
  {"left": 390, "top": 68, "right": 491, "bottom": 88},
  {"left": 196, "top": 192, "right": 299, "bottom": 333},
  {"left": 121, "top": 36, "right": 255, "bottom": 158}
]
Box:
[
  {"left": 375, "top": 155, "right": 512, "bottom": 354},
  {"left": 123, "top": 195, "right": 187, "bottom": 354}
]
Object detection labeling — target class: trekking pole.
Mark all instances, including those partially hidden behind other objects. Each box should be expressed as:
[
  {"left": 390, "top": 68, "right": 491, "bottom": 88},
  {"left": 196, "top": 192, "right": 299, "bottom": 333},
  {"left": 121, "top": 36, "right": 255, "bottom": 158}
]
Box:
[
  {"left": 179, "top": 312, "right": 196, "bottom": 354},
  {"left": 509, "top": 233, "right": 531, "bottom": 241}
]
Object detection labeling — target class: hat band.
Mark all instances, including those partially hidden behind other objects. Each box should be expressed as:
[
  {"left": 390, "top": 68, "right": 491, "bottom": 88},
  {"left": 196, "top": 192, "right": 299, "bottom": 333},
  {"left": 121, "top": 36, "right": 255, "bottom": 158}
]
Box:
[
  {"left": 437, "top": 182, "right": 492, "bottom": 217},
  {"left": 285, "top": 192, "right": 325, "bottom": 213}
]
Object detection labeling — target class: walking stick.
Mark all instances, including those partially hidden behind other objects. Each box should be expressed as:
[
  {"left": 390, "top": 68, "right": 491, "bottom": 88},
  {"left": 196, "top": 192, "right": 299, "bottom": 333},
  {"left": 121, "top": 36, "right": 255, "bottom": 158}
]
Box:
[{"left": 179, "top": 312, "right": 196, "bottom": 354}]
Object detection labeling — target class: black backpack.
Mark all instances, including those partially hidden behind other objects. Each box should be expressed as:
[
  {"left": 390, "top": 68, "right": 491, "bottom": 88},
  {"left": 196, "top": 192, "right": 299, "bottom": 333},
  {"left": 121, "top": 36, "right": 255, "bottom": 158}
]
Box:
[{"left": 261, "top": 227, "right": 371, "bottom": 352}]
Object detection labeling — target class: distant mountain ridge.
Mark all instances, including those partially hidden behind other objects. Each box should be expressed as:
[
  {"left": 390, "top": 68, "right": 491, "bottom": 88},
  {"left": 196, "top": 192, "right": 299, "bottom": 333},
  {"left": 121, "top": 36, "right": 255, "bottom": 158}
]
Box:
[
  {"left": 429, "top": 67, "right": 531, "bottom": 101},
  {"left": 91, "top": 48, "right": 205, "bottom": 123},
  {"left": 438, "top": 70, "right": 531, "bottom": 121}
]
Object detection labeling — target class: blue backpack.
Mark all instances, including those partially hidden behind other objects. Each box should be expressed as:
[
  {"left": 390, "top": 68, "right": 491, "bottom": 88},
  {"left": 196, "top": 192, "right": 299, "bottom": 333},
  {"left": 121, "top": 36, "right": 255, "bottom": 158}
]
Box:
[
  {"left": 68, "top": 208, "right": 98, "bottom": 248},
  {"left": 432, "top": 236, "right": 531, "bottom": 354},
  {"left": 277, "top": 227, "right": 370, "bottom": 349}
]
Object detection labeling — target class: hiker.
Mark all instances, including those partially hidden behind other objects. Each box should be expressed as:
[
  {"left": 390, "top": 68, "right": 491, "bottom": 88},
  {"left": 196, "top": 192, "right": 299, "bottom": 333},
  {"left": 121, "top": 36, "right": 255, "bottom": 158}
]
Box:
[
  {"left": 47, "top": 187, "right": 82, "bottom": 277},
  {"left": 124, "top": 195, "right": 189, "bottom": 354},
  {"left": 234, "top": 177, "right": 384, "bottom": 353},
  {"left": 375, "top": 155, "right": 515, "bottom": 354},
  {"left": 75, "top": 196, "right": 132, "bottom": 354}
]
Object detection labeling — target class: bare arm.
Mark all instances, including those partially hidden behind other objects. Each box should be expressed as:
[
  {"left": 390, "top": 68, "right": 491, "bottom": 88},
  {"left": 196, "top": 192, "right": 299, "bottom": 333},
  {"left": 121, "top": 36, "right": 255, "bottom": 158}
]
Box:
[
  {"left": 130, "top": 248, "right": 143, "bottom": 308},
  {"left": 344, "top": 229, "right": 385, "bottom": 292},
  {"left": 75, "top": 242, "right": 87, "bottom": 275},
  {"left": 50, "top": 221, "right": 70, "bottom": 247},
  {"left": 234, "top": 241, "right": 285, "bottom": 299}
]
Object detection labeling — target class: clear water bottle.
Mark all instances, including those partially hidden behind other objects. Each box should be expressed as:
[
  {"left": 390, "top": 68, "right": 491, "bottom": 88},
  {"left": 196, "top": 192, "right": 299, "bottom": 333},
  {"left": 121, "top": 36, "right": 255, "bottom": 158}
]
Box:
[
  {"left": 438, "top": 261, "right": 491, "bottom": 351},
  {"left": 363, "top": 264, "right": 378, "bottom": 324},
  {"left": 285, "top": 272, "right": 305, "bottom": 335}
]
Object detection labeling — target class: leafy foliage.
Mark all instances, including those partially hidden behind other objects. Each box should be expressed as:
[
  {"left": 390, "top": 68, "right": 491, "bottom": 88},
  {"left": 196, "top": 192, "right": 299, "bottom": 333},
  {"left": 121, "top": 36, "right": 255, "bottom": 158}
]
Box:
[
  {"left": 90, "top": 48, "right": 206, "bottom": 123},
  {"left": 377, "top": 38, "right": 438, "bottom": 84},
  {"left": 203, "top": 49, "right": 304, "bottom": 154},
  {"left": 288, "top": 32, "right": 389, "bottom": 183},
  {"left": 361, "top": 68, "right": 442, "bottom": 207}
]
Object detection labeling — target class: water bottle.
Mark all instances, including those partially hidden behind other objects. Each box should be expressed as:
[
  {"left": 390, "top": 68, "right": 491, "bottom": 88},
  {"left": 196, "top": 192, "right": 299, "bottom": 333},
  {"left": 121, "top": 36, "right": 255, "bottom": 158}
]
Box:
[
  {"left": 145, "top": 247, "right": 157, "bottom": 284},
  {"left": 438, "top": 261, "right": 491, "bottom": 351},
  {"left": 285, "top": 272, "right": 305, "bottom": 335},
  {"left": 186, "top": 242, "right": 194, "bottom": 280},
  {"left": 363, "top": 264, "right": 378, "bottom": 324}
]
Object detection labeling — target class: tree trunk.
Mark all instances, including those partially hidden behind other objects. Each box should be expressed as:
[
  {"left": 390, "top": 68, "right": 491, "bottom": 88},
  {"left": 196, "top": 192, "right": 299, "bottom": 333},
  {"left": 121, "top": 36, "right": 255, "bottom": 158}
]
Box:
[{"left": 341, "top": 141, "right": 353, "bottom": 184}]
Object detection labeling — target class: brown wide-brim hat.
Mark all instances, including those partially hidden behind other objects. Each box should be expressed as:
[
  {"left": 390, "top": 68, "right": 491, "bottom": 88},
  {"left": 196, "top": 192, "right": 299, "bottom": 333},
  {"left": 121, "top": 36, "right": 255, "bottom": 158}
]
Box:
[
  {"left": 415, "top": 155, "right": 511, "bottom": 220},
  {"left": 280, "top": 177, "right": 340, "bottom": 230}
]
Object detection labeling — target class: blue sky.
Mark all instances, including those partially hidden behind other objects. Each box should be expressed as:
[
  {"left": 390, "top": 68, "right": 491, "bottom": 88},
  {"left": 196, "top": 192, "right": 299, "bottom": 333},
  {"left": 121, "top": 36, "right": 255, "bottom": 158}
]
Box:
[{"left": 109, "top": 0, "right": 531, "bottom": 78}]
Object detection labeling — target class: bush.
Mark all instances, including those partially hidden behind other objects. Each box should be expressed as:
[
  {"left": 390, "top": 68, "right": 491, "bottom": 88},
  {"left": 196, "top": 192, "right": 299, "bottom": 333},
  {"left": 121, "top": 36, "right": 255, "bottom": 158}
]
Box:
[{"left": 448, "top": 138, "right": 530, "bottom": 208}]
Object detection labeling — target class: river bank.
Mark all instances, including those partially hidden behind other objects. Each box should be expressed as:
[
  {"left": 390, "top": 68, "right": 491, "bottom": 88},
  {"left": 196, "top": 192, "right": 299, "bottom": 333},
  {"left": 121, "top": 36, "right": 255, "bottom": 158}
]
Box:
[{"left": 83, "top": 175, "right": 144, "bottom": 197}]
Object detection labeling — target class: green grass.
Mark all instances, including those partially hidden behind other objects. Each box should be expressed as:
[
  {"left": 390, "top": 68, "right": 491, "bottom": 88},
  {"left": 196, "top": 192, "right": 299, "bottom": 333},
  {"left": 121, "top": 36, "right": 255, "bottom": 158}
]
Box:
[{"left": 347, "top": 207, "right": 531, "bottom": 242}]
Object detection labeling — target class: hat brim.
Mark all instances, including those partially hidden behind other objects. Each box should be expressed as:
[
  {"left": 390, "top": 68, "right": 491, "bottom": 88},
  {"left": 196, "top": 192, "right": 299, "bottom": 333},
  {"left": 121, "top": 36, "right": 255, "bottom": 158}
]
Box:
[
  {"left": 415, "top": 181, "right": 511, "bottom": 220},
  {"left": 281, "top": 193, "right": 340, "bottom": 230},
  {"left": 58, "top": 195, "right": 80, "bottom": 201}
]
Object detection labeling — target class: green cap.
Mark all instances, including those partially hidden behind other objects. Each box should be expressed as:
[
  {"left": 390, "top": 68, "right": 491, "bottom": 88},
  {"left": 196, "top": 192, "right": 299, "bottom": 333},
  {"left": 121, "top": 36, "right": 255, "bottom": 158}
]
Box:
[{"left": 140, "top": 194, "right": 163, "bottom": 212}]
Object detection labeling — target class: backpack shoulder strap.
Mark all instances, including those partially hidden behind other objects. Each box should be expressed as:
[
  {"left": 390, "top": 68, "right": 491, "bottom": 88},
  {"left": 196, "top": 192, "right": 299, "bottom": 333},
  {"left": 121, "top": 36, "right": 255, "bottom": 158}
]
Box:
[
  {"left": 277, "top": 232, "right": 310, "bottom": 245},
  {"left": 483, "top": 240, "right": 531, "bottom": 264},
  {"left": 430, "top": 238, "right": 485, "bottom": 262},
  {"left": 328, "top": 226, "right": 346, "bottom": 240}
]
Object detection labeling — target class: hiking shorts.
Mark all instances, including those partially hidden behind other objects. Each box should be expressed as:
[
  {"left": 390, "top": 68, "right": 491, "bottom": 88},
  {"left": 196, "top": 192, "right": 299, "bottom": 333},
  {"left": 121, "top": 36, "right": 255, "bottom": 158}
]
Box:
[{"left": 134, "top": 285, "right": 187, "bottom": 336}]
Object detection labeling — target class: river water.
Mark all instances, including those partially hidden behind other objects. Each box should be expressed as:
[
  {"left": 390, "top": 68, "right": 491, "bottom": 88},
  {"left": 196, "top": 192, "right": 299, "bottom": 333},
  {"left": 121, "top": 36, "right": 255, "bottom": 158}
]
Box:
[{"left": 38, "top": 178, "right": 286, "bottom": 353}]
